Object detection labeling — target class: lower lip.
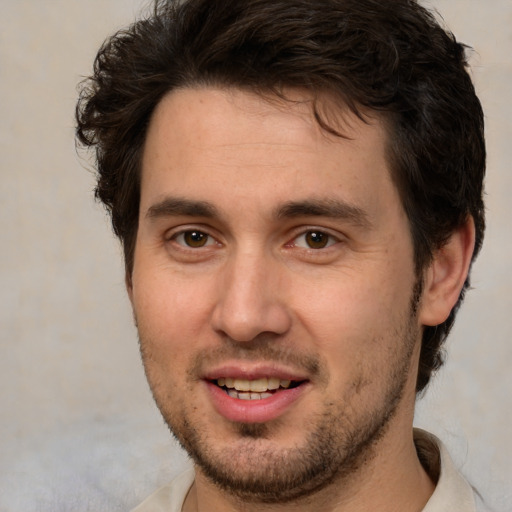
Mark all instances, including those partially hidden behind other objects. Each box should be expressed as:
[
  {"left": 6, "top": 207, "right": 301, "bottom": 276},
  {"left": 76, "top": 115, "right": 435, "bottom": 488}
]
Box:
[{"left": 205, "top": 381, "right": 308, "bottom": 423}]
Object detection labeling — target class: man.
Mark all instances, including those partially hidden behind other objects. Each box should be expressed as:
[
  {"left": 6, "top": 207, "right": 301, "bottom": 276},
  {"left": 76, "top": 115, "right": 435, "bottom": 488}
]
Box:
[{"left": 76, "top": 0, "right": 487, "bottom": 510}]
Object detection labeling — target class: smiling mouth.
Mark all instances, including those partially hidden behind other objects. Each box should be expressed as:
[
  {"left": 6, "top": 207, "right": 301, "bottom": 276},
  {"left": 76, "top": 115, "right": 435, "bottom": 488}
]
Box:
[{"left": 212, "top": 377, "right": 304, "bottom": 400}]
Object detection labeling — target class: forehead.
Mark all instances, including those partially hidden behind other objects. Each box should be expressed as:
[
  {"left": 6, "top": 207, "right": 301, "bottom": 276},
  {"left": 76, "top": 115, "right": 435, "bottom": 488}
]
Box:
[{"left": 140, "top": 86, "right": 397, "bottom": 220}]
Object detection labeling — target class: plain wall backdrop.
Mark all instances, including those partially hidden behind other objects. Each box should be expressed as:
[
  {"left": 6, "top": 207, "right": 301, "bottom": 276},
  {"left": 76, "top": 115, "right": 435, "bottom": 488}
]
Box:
[{"left": 0, "top": 1, "right": 510, "bottom": 510}]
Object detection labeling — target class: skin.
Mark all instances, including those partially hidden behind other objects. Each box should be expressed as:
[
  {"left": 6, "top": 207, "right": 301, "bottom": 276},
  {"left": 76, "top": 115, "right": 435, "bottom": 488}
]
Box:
[{"left": 128, "top": 87, "right": 474, "bottom": 512}]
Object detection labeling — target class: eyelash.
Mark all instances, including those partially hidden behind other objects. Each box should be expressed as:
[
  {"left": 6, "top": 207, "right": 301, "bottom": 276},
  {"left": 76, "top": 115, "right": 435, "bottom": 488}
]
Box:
[
  {"left": 171, "top": 230, "right": 217, "bottom": 248},
  {"left": 167, "top": 227, "right": 340, "bottom": 252},
  {"left": 288, "top": 230, "right": 339, "bottom": 250},
  {"left": 166, "top": 228, "right": 222, "bottom": 256}
]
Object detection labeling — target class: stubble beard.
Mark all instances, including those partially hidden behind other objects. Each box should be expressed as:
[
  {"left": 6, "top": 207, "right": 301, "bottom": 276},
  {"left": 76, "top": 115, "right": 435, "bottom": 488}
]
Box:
[{"left": 139, "top": 285, "right": 422, "bottom": 505}]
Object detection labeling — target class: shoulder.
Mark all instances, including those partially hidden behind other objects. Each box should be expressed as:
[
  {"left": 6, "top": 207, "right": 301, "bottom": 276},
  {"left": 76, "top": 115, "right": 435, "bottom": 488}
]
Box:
[
  {"left": 130, "top": 468, "right": 195, "bottom": 512},
  {"left": 414, "top": 429, "right": 480, "bottom": 512}
]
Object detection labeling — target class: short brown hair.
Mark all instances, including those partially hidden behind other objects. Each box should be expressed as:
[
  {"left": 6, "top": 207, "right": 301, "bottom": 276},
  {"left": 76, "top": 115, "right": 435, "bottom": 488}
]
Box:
[{"left": 76, "top": 0, "right": 485, "bottom": 392}]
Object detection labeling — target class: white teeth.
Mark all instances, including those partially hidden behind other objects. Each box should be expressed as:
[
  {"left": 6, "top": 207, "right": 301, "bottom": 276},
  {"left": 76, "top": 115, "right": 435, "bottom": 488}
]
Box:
[
  {"left": 268, "top": 377, "right": 280, "bottom": 390},
  {"left": 234, "top": 379, "right": 250, "bottom": 391},
  {"left": 216, "top": 377, "right": 296, "bottom": 395},
  {"left": 249, "top": 378, "right": 269, "bottom": 392},
  {"left": 226, "top": 390, "right": 273, "bottom": 400}
]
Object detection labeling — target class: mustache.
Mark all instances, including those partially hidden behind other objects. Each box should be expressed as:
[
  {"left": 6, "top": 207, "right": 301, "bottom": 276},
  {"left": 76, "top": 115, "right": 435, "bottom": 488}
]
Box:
[{"left": 187, "top": 335, "right": 326, "bottom": 381}]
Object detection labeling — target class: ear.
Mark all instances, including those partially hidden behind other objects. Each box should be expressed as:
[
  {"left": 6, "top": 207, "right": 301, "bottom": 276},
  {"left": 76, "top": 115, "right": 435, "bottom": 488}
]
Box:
[
  {"left": 125, "top": 271, "right": 139, "bottom": 327},
  {"left": 419, "top": 217, "right": 476, "bottom": 327},
  {"left": 125, "top": 270, "right": 134, "bottom": 305}
]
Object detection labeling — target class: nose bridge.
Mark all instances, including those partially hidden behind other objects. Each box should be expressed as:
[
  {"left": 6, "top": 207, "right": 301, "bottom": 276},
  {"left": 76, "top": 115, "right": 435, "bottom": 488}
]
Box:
[{"left": 211, "top": 244, "right": 291, "bottom": 342}]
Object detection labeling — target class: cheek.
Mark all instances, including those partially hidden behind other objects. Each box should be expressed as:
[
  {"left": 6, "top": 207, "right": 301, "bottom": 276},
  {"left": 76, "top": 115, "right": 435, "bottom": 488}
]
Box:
[
  {"left": 295, "top": 274, "right": 400, "bottom": 332},
  {"left": 131, "top": 270, "right": 214, "bottom": 365},
  {"left": 292, "top": 267, "right": 414, "bottom": 366}
]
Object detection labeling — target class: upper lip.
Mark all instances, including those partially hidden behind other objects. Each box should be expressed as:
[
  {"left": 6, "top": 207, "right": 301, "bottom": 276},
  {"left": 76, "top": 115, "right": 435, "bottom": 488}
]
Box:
[{"left": 202, "top": 362, "right": 310, "bottom": 382}]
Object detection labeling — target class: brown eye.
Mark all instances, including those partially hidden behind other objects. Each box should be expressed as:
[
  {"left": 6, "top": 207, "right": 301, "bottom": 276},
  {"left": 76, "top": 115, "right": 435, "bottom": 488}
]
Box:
[
  {"left": 304, "top": 231, "right": 330, "bottom": 249},
  {"left": 179, "top": 230, "right": 210, "bottom": 248},
  {"left": 291, "top": 230, "right": 337, "bottom": 250}
]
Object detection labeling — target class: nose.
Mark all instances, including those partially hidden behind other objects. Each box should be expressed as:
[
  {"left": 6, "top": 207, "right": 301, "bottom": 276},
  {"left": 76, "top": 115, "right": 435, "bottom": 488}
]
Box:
[{"left": 211, "top": 250, "right": 292, "bottom": 343}]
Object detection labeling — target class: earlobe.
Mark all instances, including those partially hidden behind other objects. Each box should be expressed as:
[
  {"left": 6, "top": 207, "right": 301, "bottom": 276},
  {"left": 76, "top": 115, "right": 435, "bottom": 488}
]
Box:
[
  {"left": 419, "top": 217, "right": 476, "bottom": 327},
  {"left": 125, "top": 271, "right": 139, "bottom": 328},
  {"left": 126, "top": 271, "right": 134, "bottom": 304}
]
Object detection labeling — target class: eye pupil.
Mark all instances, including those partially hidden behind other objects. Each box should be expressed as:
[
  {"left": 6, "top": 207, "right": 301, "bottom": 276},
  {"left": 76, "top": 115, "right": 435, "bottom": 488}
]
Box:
[
  {"left": 305, "top": 231, "right": 328, "bottom": 249},
  {"left": 184, "top": 231, "right": 208, "bottom": 247}
]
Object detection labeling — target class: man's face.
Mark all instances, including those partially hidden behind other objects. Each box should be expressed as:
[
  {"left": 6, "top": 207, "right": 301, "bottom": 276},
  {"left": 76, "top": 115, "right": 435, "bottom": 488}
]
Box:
[{"left": 129, "top": 87, "right": 423, "bottom": 502}]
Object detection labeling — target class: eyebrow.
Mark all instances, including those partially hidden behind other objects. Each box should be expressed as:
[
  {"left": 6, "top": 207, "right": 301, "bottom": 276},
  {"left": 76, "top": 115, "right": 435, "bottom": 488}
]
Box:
[
  {"left": 146, "top": 197, "right": 219, "bottom": 219},
  {"left": 275, "top": 199, "right": 371, "bottom": 228},
  {"left": 145, "top": 196, "right": 371, "bottom": 228}
]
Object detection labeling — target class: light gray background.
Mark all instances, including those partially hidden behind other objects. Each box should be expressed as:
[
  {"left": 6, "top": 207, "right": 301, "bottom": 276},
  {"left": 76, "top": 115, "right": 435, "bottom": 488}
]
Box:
[{"left": 0, "top": 1, "right": 510, "bottom": 511}]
